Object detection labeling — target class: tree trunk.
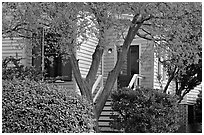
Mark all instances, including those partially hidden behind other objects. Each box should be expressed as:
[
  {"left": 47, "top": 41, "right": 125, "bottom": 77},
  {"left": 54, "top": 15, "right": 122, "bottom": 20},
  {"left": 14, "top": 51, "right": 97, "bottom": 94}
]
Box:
[
  {"left": 86, "top": 39, "right": 104, "bottom": 87},
  {"left": 163, "top": 67, "right": 177, "bottom": 93},
  {"left": 70, "top": 13, "right": 147, "bottom": 131},
  {"left": 69, "top": 35, "right": 105, "bottom": 132},
  {"left": 93, "top": 106, "right": 99, "bottom": 132},
  {"left": 70, "top": 52, "right": 93, "bottom": 102},
  {"left": 94, "top": 17, "right": 144, "bottom": 119}
]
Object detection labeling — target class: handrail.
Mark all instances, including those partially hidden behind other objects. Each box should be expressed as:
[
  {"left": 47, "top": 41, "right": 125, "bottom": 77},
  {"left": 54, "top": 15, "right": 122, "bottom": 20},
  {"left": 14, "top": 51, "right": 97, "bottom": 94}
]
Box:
[
  {"left": 93, "top": 86, "right": 103, "bottom": 103},
  {"left": 128, "top": 74, "right": 144, "bottom": 89},
  {"left": 128, "top": 74, "right": 138, "bottom": 88},
  {"left": 92, "top": 75, "right": 103, "bottom": 94},
  {"left": 92, "top": 75, "right": 104, "bottom": 103}
]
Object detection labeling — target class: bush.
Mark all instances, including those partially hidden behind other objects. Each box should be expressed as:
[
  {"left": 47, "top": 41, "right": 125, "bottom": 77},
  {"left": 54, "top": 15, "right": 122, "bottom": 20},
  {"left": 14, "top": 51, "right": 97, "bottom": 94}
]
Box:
[
  {"left": 110, "top": 87, "right": 181, "bottom": 133},
  {"left": 2, "top": 79, "right": 94, "bottom": 133},
  {"left": 2, "top": 56, "right": 42, "bottom": 81}
]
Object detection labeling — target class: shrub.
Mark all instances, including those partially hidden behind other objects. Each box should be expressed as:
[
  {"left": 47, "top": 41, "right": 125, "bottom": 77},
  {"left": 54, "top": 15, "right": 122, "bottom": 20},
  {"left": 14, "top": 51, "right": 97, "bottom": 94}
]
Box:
[
  {"left": 110, "top": 87, "right": 181, "bottom": 133},
  {"left": 2, "top": 79, "right": 94, "bottom": 133},
  {"left": 2, "top": 56, "right": 42, "bottom": 81}
]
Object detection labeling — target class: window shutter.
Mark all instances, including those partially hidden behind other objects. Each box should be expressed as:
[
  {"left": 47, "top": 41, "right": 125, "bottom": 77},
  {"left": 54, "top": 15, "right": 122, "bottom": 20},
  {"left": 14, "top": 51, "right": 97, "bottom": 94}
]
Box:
[{"left": 61, "top": 57, "right": 72, "bottom": 81}]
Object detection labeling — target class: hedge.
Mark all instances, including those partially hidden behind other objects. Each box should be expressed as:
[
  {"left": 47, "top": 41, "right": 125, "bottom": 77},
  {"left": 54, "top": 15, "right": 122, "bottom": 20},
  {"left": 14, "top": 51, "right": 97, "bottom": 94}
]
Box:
[
  {"left": 2, "top": 79, "right": 94, "bottom": 133},
  {"left": 2, "top": 57, "right": 42, "bottom": 81},
  {"left": 110, "top": 87, "right": 181, "bottom": 133}
]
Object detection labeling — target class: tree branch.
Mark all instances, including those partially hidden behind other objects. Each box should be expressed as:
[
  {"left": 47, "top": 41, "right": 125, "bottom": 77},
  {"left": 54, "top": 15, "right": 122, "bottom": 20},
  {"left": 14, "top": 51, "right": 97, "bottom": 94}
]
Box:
[
  {"left": 177, "top": 88, "right": 191, "bottom": 103},
  {"left": 3, "top": 22, "right": 28, "bottom": 34},
  {"left": 163, "top": 66, "right": 177, "bottom": 93},
  {"left": 83, "top": 2, "right": 107, "bottom": 88},
  {"left": 141, "top": 14, "right": 153, "bottom": 23},
  {"left": 17, "top": 34, "right": 33, "bottom": 39},
  {"left": 69, "top": 41, "right": 92, "bottom": 102},
  {"left": 136, "top": 31, "right": 153, "bottom": 41},
  {"left": 85, "top": 39, "right": 104, "bottom": 87},
  {"left": 143, "top": 23, "right": 152, "bottom": 26},
  {"left": 95, "top": 14, "right": 144, "bottom": 119},
  {"left": 84, "top": 2, "right": 103, "bottom": 26}
]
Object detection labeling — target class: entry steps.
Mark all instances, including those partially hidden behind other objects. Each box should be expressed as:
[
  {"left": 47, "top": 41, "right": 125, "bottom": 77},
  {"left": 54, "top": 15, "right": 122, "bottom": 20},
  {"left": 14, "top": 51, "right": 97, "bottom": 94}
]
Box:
[{"left": 98, "top": 98, "right": 122, "bottom": 133}]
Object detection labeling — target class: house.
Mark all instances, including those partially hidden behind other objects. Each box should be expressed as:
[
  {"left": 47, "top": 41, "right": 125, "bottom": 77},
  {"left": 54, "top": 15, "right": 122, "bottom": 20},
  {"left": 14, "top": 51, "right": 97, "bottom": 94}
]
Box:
[{"left": 2, "top": 27, "right": 201, "bottom": 132}]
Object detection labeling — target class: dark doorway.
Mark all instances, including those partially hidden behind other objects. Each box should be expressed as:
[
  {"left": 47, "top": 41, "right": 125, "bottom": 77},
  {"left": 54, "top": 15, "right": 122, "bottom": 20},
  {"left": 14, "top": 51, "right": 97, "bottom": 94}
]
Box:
[
  {"left": 127, "top": 45, "right": 139, "bottom": 75},
  {"left": 118, "top": 45, "right": 139, "bottom": 88}
]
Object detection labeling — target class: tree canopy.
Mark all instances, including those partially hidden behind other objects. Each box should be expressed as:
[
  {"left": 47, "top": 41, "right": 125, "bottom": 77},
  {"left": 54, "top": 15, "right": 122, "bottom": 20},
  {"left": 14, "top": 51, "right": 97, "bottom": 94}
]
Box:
[{"left": 2, "top": 2, "right": 202, "bottom": 132}]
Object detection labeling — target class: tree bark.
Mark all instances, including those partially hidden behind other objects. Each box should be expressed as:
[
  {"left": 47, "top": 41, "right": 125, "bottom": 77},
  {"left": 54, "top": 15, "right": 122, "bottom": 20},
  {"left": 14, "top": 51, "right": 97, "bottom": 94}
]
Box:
[
  {"left": 70, "top": 13, "right": 149, "bottom": 131},
  {"left": 86, "top": 39, "right": 104, "bottom": 87},
  {"left": 94, "top": 15, "right": 144, "bottom": 119},
  {"left": 70, "top": 49, "right": 100, "bottom": 132},
  {"left": 69, "top": 51, "right": 93, "bottom": 102},
  {"left": 93, "top": 106, "right": 99, "bottom": 132},
  {"left": 177, "top": 88, "right": 190, "bottom": 103},
  {"left": 163, "top": 67, "right": 177, "bottom": 93}
]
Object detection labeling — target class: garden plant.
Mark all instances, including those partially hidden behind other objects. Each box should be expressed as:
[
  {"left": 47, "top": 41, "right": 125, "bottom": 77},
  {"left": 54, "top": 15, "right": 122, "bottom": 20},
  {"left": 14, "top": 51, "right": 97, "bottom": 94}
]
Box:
[{"left": 110, "top": 87, "right": 181, "bottom": 133}]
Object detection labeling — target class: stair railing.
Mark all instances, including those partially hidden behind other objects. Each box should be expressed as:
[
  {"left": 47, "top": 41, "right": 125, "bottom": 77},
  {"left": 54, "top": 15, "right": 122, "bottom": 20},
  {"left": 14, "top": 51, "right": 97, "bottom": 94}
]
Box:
[
  {"left": 92, "top": 75, "right": 103, "bottom": 103},
  {"left": 128, "top": 74, "right": 144, "bottom": 90}
]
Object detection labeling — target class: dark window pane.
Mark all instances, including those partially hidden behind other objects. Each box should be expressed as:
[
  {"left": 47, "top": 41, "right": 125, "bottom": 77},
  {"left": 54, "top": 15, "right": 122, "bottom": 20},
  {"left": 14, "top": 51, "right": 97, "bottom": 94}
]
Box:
[{"left": 32, "top": 29, "right": 72, "bottom": 81}]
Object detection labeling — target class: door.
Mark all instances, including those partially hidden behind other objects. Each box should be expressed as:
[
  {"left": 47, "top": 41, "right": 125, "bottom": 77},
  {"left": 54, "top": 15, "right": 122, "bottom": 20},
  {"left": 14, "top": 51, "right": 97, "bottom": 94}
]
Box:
[{"left": 118, "top": 45, "right": 139, "bottom": 88}]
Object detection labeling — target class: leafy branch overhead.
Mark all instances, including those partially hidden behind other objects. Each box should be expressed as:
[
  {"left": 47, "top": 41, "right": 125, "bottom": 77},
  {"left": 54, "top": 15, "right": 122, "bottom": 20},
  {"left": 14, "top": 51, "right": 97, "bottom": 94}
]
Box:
[{"left": 2, "top": 2, "right": 202, "bottom": 132}]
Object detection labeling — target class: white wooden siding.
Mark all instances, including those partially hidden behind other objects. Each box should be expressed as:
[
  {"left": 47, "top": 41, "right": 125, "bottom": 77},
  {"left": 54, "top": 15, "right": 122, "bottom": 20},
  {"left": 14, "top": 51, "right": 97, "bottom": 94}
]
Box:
[
  {"left": 2, "top": 37, "right": 78, "bottom": 92},
  {"left": 2, "top": 38, "right": 26, "bottom": 66},
  {"left": 2, "top": 38, "right": 24, "bottom": 58},
  {"left": 114, "top": 35, "right": 155, "bottom": 89},
  {"left": 77, "top": 37, "right": 99, "bottom": 78},
  {"left": 103, "top": 29, "right": 118, "bottom": 89},
  {"left": 139, "top": 39, "right": 154, "bottom": 88},
  {"left": 180, "top": 84, "right": 202, "bottom": 105},
  {"left": 152, "top": 45, "right": 176, "bottom": 93},
  {"left": 76, "top": 36, "right": 102, "bottom": 95}
]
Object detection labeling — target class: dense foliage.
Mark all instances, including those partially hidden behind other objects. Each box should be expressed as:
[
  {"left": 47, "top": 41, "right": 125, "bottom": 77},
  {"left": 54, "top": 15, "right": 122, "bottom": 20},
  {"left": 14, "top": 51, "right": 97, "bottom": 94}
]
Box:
[
  {"left": 2, "top": 79, "right": 94, "bottom": 133},
  {"left": 2, "top": 56, "right": 42, "bottom": 81},
  {"left": 2, "top": 3, "right": 201, "bottom": 132},
  {"left": 110, "top": 87, "right": 181, "bottom": 133},
  {"left": 176, "top": 59, "right": 202, "bottom": 102},
  {"left": 152, "top": 2, "right": 202, "bottom": 94}
]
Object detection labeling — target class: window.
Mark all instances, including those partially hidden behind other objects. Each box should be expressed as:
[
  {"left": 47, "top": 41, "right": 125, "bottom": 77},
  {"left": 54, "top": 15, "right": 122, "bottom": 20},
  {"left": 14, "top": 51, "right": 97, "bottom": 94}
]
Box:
[{"left": 32, "top": 28, "right": 72, "bottom": 81}]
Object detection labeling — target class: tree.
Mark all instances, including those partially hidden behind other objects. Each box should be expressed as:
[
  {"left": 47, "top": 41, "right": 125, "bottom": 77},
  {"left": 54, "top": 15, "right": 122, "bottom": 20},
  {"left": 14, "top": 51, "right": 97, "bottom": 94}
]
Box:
[
  {"left": 153, "top": 3, "right": 202, "bottom": 99},
  {"left": 134, "top": 2, "right": 201, "bottom": 98},
  {"left": 176, "top": 60, "right": 202, "bottom": 103},
  {"left": 3, "top": 2, "right": 201, "bottom": 132}
]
